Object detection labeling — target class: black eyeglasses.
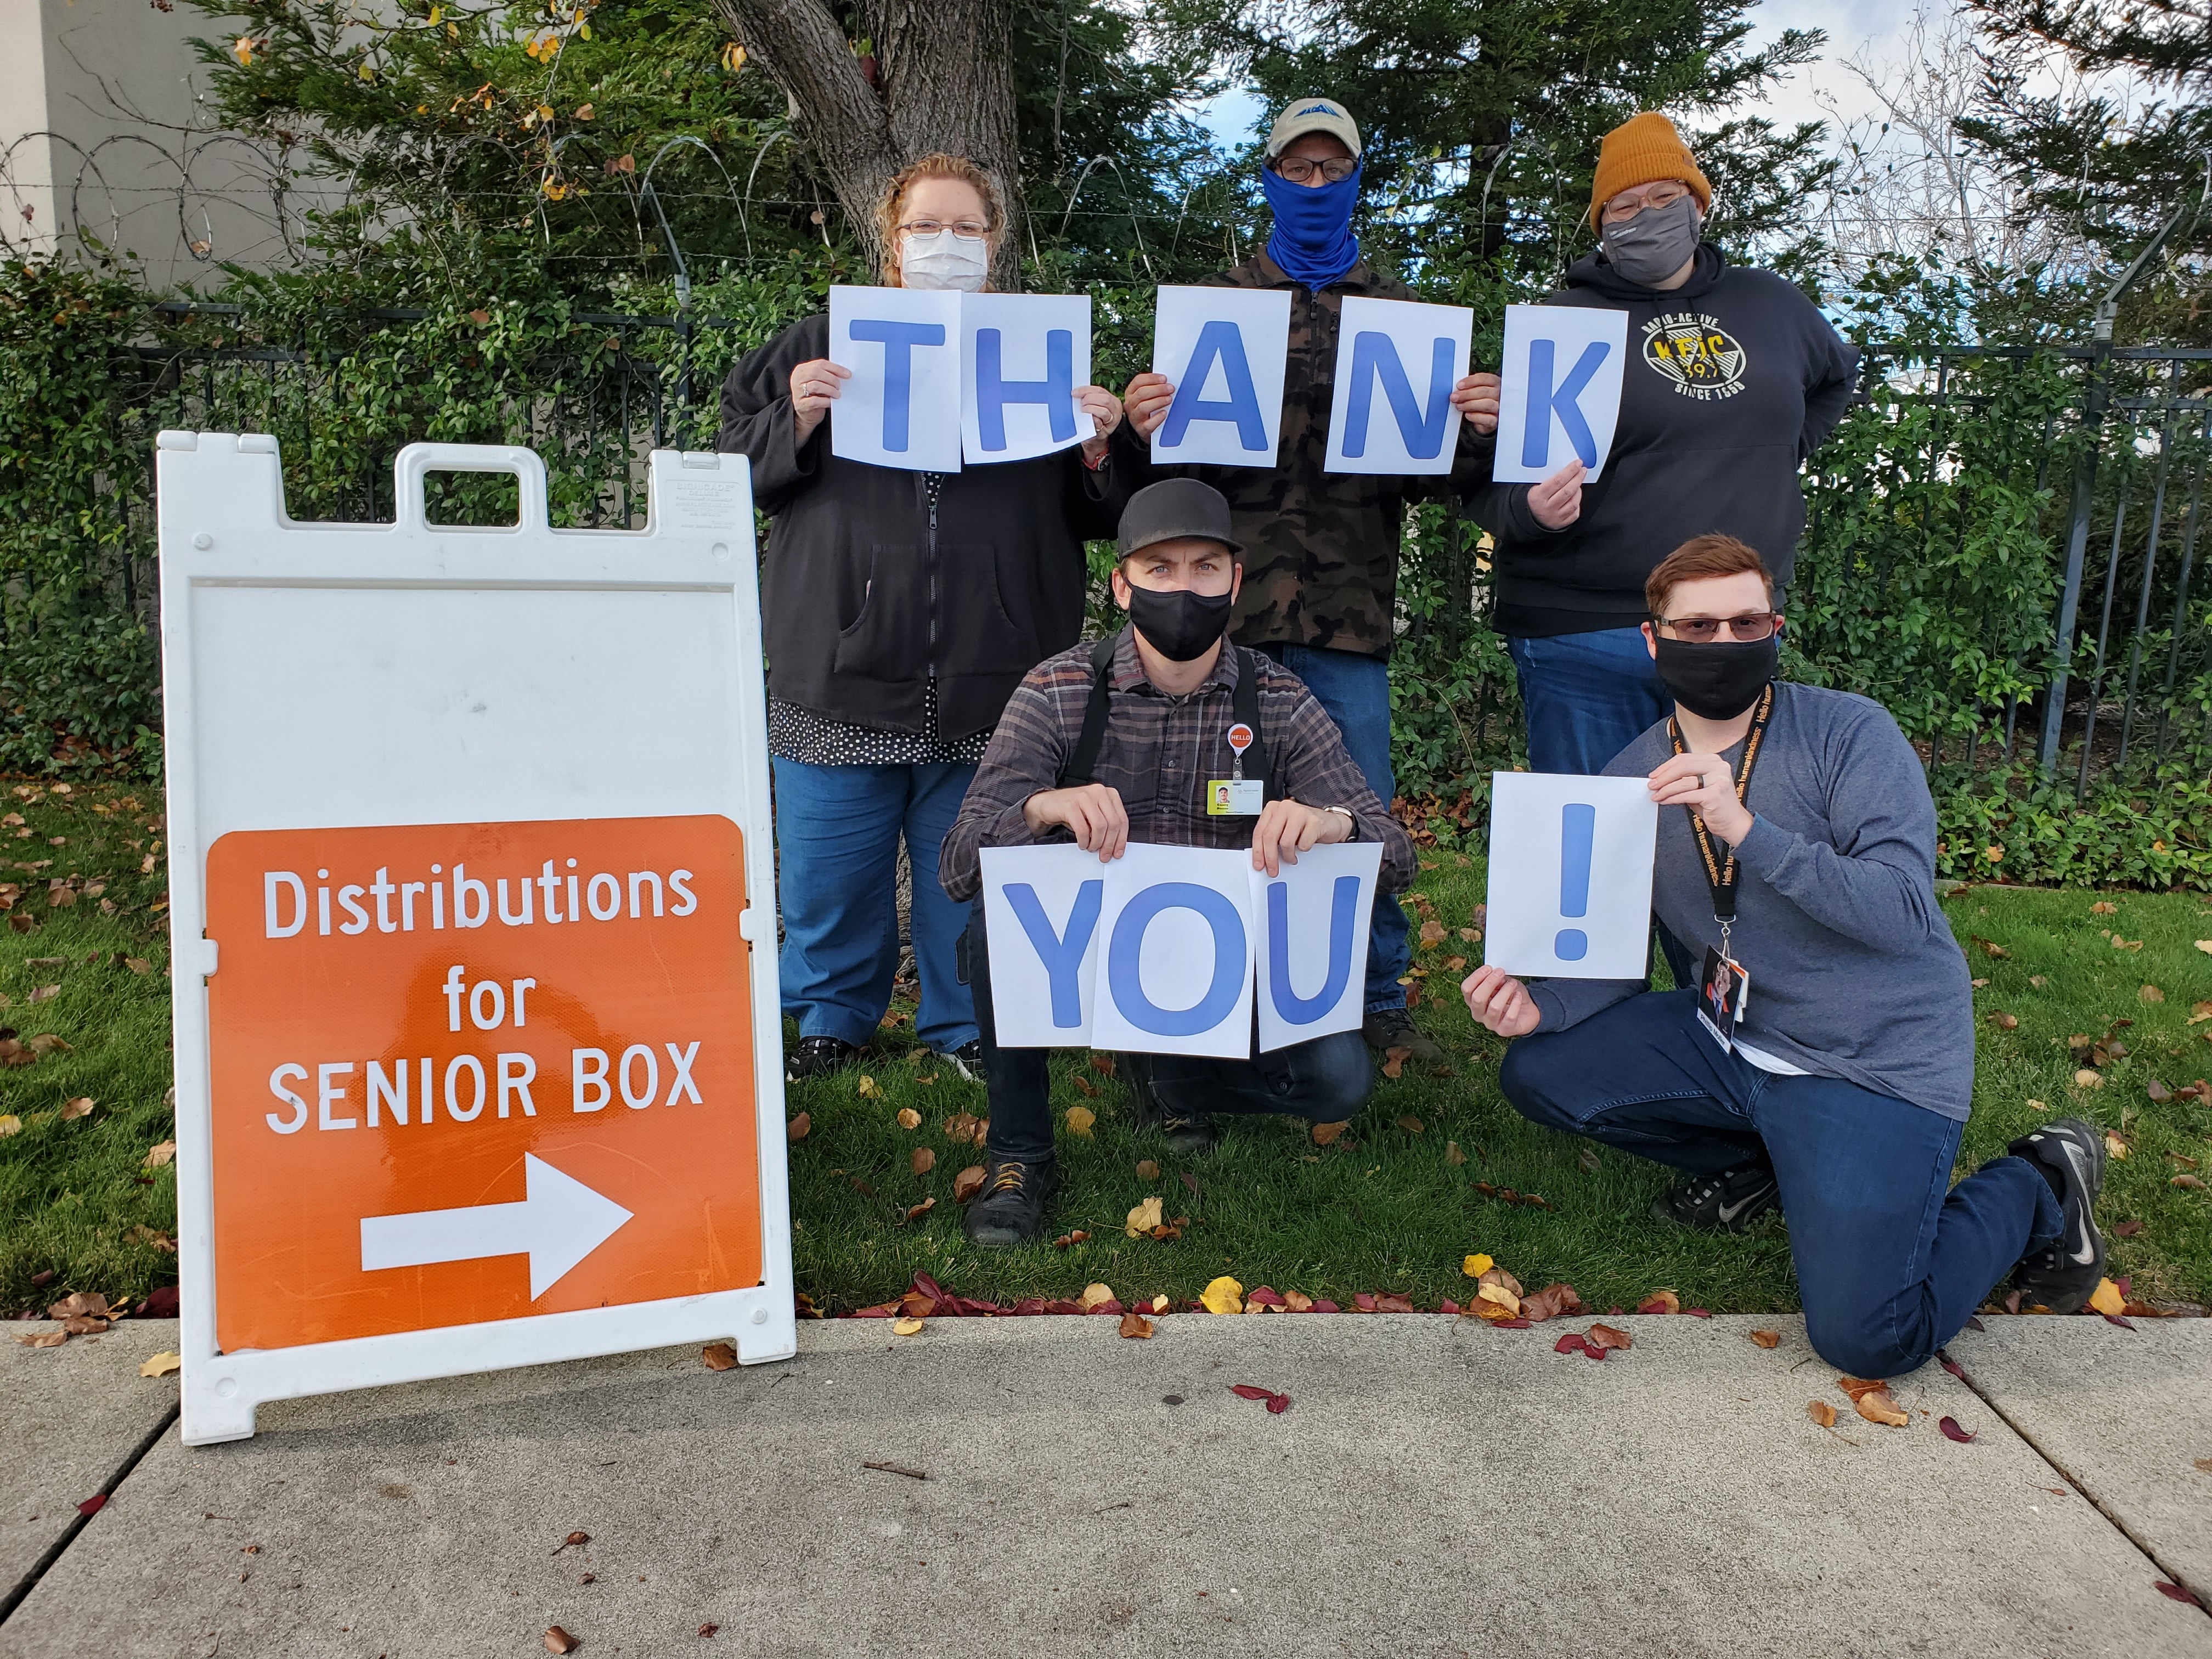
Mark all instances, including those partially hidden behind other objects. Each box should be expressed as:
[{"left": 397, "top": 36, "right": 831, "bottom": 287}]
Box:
[
  {"left": 1272, "top": 155, "right": 1358, "bottom": 184},
  {"left": 1654, "top": 612, "right": 1781, "bottom": 644}
]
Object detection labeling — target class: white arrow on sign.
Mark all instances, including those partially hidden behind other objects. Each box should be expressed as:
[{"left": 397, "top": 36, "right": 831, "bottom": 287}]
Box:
[{"left": 359, "top": 1153, "right": 634, "bottom": 1300}]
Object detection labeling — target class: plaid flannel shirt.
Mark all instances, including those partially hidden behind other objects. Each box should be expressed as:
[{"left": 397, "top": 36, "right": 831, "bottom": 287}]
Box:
[{"left": 939, "top": 628, "right": 1415, "bottom": 902}]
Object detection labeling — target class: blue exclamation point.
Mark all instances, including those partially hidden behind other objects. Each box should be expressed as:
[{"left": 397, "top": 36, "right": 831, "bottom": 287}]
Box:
[{"left": 1555, "top": 803, "right": 1594, "bottom": 961}]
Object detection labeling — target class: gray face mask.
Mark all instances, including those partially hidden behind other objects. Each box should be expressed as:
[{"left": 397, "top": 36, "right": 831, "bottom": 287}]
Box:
[{"left": 1602, "top": 193, "right": 1702, "bottom": 287}]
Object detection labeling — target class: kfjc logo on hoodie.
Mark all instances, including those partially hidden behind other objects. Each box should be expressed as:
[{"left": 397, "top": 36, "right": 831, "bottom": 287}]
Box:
[{"left": 1640, "top": 312, "right": 1748, "bottom": 403}]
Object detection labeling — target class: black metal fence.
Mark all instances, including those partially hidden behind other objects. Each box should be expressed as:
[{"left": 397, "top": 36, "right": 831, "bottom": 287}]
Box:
[{"left": 31, "top": 303, "right": 2212, "bottom": 800}]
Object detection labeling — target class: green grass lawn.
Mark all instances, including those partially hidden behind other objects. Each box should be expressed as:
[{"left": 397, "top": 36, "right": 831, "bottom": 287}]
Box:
[{"left": 4, "top": 778, "right": 2209, "bottom": 1319}]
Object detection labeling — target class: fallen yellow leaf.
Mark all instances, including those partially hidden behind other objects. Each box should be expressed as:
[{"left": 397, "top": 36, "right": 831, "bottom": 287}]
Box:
[
  {"left": 895, "top": 1106, "right": 921, "bottom": 1128},
  {"left": 2106, "top": 1131, "right": 2129, "bottom": 1159},
  {"left": 1079, "top": 1282, "right": 1116, "bottom": 1311},
  {"left": 0, "top": 1116, "right": 19, "bottom": 1138},
  {"left": 1065, "top": 1105, "right": 1096, "bottom": 1137},
  {"left": 2195, "top": 940, "right": 2212, "bottom": 955},
  {"left": 1750, "top": 1330, "right": 1781, "bottom": 1348},
  {"left": 2140, "top": 984, "right": 2165, "bottom": 1004},
  {"left": 1462, "top": 1253, "right": 1493, "bottom": 1279},
  {"left": 59, "top": 1097, "right": 94, "bottom": 1120},
  {"left": 2087, "top": 1278, "right": 2125, "bottom": 1317},
  {"left": 1311, "top": 1120, "right": 1347, "bottom": 1146},
  {"left": 1152, "top": 1294, "right": 1170, "bottom": 1313},
  {"left": 1200, "top": 1276, "right": 1244, "bottom": 1315},
  {"left": 2075, "top": 1069, "right": 2104, "bottom": 1089},
  {"left": 1808, "top": 1400, "right": 1837, "bottom": 1427},
  {"left": 893, "top": 1316, "right": 924, "bottom": 1336},
  {"left": 857, "top": 1075, "right": 881, "bottom": 1097},
  {"left": 1444, "top": 1140, "right": 1466, "bottom": 1166},
  {"left": 1125, "top": 1196, "right": 1164, "bottom": 1237},
  {"left": 1852, "top": 1386, "right": 1909, "bottom": 1427},
  {"left": 1476, "top": 1283, "right": 1521, "bottom": 1316},
  {"left": 139, "top": 1351, "right": 182, "bottom": 1378},
  {"left": 143, "top": 1141, "right": 176, "bottom": 1167}
]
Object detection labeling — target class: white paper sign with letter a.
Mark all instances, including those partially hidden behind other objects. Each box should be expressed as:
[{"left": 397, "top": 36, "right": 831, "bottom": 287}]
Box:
[
  {"left": 1323, "top": 296, "right": 1473, "bottom": 476},
  {"left": 1483, "top": 773, "right": 1657, "bottom": 979},
  {"left": 828, "top": 285, "right": 964, "bottom": 473},
  {"left": 1149, "top": 286, "right": 1293, "bottom": 469},
  {"left": 979, "top": 840, "right": 1381, "bottom": 1057},
  {"left": 1491, "top": 303, "right": 1629, "bottom": 483},
  {"left": 961, "top": 292, "right": 1095, "bottom": 466}
]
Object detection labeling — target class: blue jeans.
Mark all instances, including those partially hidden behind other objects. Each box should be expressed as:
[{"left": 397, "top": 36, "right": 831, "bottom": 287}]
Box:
[
  {"left": 1507, "top": 626, "right": 1671, "bottom": 775},
  {"left": 1258, "top": 642, "right": 1410, "bottom": 1014},
  {"left": 962, "top": 905, "right": 1372, "bottom": 1163},
  {"left": 771, "top": 757, "right": 978, "bottom": 1053},
  {"left": 1500, "top": 990, "right": 2062, "bottom": 1379}
]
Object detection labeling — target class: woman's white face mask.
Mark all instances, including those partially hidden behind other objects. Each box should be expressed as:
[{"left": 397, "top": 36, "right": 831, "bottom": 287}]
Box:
[{"left": 899, "top": 229, "right": 989, "bottom": 292}]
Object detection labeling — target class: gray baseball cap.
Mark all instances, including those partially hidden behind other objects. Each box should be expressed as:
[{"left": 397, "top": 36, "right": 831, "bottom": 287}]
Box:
[
  {"left": 1266, "top": 97, "right": 1363, "bottom": 159},
  {"left": 1116, "top": 478, "right": 1243, "bottom": 559}
]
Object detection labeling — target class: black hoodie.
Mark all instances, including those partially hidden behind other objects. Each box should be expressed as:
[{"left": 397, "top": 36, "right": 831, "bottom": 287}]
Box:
[{"left": 1465, "top": 245, "right": 1859, "bottom": 636}]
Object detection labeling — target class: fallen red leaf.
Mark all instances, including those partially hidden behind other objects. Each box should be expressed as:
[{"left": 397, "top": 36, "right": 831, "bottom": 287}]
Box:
[
  {"left": 1229, "top": 1384, "right": 1274, "bottom": 1401},
  {"left": 1939, "top": 1416, "right": 1974, "bottom": 1443},
  {"left": 2155, "top": 1582, "right": 2202, "bottom": 1607},
  {"left": 699, "top": 1624, "right": 719, "bottom": 1638},
  {"left": 1685, "top": 1307, "right": 1712, "bottom": 1318},
  {"left": 1352, "top": 1293, "right": 1378, "bottom": 1312},
  {"left": 1438, "top": 1298, "right": 1462, "bottom": 1315},
  {"left": 1937, "top": 1352, "right": 1968, "bottom": 1383},
  {"left": 1636, "top": 1291, "right": 1680, "bottom": 1315},
  {"left": 76, "top": 1493, "right": 106, "bottom": 1517},
  {"left": 1266, "top": 1393, "right": 1290, "bottom": 1414},
  {"left": 1375, "top": 1292, "right": 1414, "bottom": 1313},
  {"left": 1554, "top": 1334, "right": 1589, "bottom": 1356}
]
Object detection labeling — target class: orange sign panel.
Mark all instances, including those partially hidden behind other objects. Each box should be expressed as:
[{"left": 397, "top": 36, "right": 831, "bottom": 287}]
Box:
[{"left": 204, "top": 815, "right": 760, "bottom": 1353}]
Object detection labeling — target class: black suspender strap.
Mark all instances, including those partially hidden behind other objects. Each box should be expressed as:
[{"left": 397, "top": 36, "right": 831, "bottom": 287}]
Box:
[
  {"left": 1056, "top": 636, "right": 1273, "bottom": 795},
  {"left": 1057, "top": 635, "right": 1121, "bottom": 788},
  {"left": 1666, "top": 682, "right": 1775, "bottom": 924}
]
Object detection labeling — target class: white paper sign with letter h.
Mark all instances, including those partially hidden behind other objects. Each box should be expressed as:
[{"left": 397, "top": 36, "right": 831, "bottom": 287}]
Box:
[
  {"left": 1491, "top": 302, "right": 1630, "bottom": 483},
  {"left": 979, "top": 840, "right": 1382, "bottom": 1057}
]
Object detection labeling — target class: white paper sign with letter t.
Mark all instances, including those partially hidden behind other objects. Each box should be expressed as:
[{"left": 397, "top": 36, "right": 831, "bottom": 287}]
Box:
[{"left": 1483, "top": 772, "right": 1657, "bottom": 979}]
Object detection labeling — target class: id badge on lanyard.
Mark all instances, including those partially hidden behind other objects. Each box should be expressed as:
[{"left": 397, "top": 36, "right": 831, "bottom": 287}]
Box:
[
  {"left": 1673, "top": 685, "right": 1774, "bottom": 1056},
  {"left": 1206, "top": 720, "right": 1265, "bottom": 816}
]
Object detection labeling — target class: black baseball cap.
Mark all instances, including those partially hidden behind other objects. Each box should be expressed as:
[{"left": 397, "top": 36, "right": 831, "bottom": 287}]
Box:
[{"left": 1116, "top": 478, "right": 1243, "bottom": 560}]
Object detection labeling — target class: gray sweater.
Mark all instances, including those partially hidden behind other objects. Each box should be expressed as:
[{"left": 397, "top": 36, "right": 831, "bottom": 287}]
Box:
[{"left": 1527, "top": 681, "right": 1975, "bottom": 1120}]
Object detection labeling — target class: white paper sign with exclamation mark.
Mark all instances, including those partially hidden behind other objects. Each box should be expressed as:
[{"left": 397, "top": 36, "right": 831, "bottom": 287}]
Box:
[{"left": 1482, "top": 773, "right": 1658, "bottom": 979}]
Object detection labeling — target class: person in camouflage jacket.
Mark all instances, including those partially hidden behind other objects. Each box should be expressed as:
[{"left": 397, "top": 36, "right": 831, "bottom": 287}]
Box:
[{"left": 1115, "top": 95, "right": 1500, "bottom": 1061}]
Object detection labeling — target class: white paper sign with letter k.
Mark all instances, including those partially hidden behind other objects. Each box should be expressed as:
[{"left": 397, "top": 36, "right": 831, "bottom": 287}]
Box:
[
  {"left": 360, "top": 1153, "right": 635, "bottom": 1300},
  {"left": 1491, "top": 303, "right": 1629, "bottom": 483}
]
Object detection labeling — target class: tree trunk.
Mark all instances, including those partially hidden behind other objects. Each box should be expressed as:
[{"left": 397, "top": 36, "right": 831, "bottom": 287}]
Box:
[{"left": 714, "top": 0, "right": 1026, "bottom": 291}]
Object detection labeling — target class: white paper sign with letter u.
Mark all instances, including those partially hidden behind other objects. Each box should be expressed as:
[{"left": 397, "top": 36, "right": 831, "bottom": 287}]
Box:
[
  {"left": 1483, "top": 773, "right": 1657, "bottom": 979},
  {"left": 1491, "top": 303, "right": 1630, "bottom": 483},
  {"left": 979, "top": 840, "right": 1381, "bottom": 1057},
  {"left": 828, "top": 285, "right": 964, "bottom": 474},
  {"left": 1323, "top": 296, "right": 1473, "bottom": 476},
  {"left": 1149, "top": 286, "right": 1293, "bottom": 469}
]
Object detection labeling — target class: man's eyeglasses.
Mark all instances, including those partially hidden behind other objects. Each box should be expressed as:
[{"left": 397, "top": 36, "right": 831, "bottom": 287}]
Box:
[
  {"left": 899, "top": 218, "right": 990, "bottom": 240},
  {"left": 1602, "top": 180, "right": 1691, "bottom": 223},
  {"left": 1272, "top": 155, "right": 1358, "bottom": 184},
  {"left": 1653, "top": 611, "right": 1781, "bottom": 644}
]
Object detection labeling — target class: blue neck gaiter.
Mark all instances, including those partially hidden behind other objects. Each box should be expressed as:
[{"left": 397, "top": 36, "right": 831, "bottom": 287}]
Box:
[{"left": 1262, "top": 163, "right": 1361, "bottom": 290}]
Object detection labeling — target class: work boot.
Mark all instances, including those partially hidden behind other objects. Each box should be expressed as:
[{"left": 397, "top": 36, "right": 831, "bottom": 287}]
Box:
[
  {"left": 1651, "top": 1155, "right": 1779, "bottom": 1232},
  {"left": 2006, "top": 1117, "right": 2107, "bottom": 1313},
  {"left": 786, "top": 1035, "right": 862, "bottom": 1083},
  {"left": 1121, "top": 1052, "right": 1217, "bottom": 1156},
  {"left": 962, "top": 1155, "right": 1059, "bottom": 1249},
  {"left": 1363, "top": 1006, "right": 1442, "bottom": 1064}
]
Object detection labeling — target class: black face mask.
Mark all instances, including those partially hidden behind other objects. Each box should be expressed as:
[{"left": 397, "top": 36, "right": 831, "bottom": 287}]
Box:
[
  {"left": 1124, "top": 582, "right": 1234, "bottom": 663},
  {"left": 1652, "top": 636, "right": 1778, "bottom": 720}
]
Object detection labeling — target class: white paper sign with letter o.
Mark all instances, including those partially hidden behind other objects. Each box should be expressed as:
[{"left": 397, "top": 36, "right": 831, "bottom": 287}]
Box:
[
  {"left": 960, "top": 292, "right": 1096, "bottom": 466},
  {"left": 1323, "top": 296, "right": 1474, "bottom": 477},
  {"left": 1490, "top": 302, "right": 1630, "bottom": 483},
  {"left": 1149, "top": 285, "right": 1293, "bottom": 469},
  {"left": 1088, "top": 844, "right": 1255, "bottom": 1058},
  {"left": 828, "top": 285, "right": 964, "bottom": 473},
  {"left": 1483, "top": 772, "right": 1657, "bottom": 979}
]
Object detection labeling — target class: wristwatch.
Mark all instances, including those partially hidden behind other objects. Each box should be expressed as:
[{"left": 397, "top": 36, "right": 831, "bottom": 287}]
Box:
[{"left": 1321, "top": 805, "right": 1357, "bottom": 838}]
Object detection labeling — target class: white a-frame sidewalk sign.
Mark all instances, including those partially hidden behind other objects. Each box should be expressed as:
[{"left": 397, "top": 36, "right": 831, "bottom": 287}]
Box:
[{"left": 156, "top": 434, "right": 793, "bottom": 1444}]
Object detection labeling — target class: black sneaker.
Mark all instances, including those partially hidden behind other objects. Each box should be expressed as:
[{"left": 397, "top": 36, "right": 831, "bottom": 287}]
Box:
[
  {"left": 2007, "top": 1117, "right": 2107, "bottom": 1313},
  {"left": 1120, "top": 1053, "right": 1218, "bottom": 1156},
  {"left": 785, "top": 1035, "right": 861, "bottom": 1083},
  {"left": 1362, "top": 1006, "right": 1442, "bottom": 1064},
  {"left": 940, "top": 1040, "right": 989, "bottom": 1086},
  {"left": 963, "top": 1156, "right": 1059, "bottom": 1248},
  {"left": 1651, "top": 1156, "right": 1779, "bottom": 1232}
]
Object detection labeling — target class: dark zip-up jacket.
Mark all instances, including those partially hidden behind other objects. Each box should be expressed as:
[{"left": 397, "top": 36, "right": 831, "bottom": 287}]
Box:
[
  {"left": 716, "top": 312, "right": 1131, "bottom": 740},
  {"left": 1113, "top": 251, "right": 1491, "bottom": 659},
  {"left": 1465, "top": 245, "right": 1859, "bottom": 637}
]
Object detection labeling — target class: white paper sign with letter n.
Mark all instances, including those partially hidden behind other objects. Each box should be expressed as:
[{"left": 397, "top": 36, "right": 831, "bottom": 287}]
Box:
[
  {"left": 828, "top": 285, "right": 963, "bottom": 473},
  {"left": 1483, "top": 773, "right": 1657, "bottom": 979},
  {"left": 1150, "top": 285, "right": 1293, "bottom": 469},
  {"left": 1324, "top": 296, "right": 1474, "bottom": 476},
  {"left": 961, "top": 292, "right": 1095, "bottom": 466},
  {"left": 1492, "top": 302, "right": 1629, "bottom": 483},
  {"left": 1251, "top": 839, "right": 1381, "bottom": 1053}
]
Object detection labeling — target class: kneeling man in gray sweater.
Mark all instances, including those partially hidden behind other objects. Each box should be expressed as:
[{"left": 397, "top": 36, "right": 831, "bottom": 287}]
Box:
[{"left": 1462, "top": 534, "right": 2108, "bottom": 1379}]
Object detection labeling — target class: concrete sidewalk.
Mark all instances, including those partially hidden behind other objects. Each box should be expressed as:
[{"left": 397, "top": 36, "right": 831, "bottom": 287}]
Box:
[{"left": 2, "top": 1312, "right": 2207, "bottom": 1658}]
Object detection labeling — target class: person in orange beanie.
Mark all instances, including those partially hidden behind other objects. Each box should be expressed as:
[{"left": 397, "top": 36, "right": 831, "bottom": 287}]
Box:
[{"left": 1464, "top": 112, "right": 1860, "bottom": 818}]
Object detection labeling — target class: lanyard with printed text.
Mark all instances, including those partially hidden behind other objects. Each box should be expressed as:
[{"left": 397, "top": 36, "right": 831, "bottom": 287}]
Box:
[{"left": 1667, "top": 682, "right": 1775, "bottom": 948}]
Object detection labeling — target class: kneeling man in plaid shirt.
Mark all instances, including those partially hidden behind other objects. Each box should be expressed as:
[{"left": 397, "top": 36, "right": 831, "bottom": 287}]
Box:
[{"left": 940, "top": 478, "right": 1417, "bottom": 1248}]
